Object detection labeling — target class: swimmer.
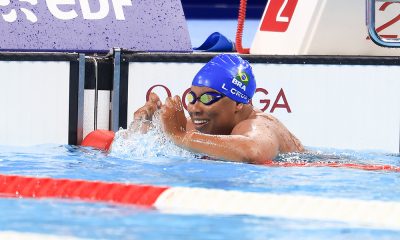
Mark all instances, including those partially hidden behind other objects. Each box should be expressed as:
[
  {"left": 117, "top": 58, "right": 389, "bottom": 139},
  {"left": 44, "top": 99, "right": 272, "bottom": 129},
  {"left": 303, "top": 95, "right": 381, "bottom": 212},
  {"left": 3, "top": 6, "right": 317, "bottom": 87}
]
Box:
[{"left": 134, "top": 54, "right": 304, "bottom": 164}]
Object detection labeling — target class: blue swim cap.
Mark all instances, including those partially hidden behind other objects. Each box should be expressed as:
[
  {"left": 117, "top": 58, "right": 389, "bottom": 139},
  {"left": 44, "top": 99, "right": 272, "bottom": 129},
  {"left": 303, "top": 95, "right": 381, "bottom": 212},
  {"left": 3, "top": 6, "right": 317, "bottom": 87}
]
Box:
[{"left": 192, "top": 54, "right": 256, "bottom": 104}]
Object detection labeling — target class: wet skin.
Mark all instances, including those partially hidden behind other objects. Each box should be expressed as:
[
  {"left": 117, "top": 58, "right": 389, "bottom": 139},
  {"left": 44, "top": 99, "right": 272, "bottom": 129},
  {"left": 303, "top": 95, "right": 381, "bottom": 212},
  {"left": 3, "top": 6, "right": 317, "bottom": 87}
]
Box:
[{"left": 133, "top": 87, "right": 304, "bottom": 164}]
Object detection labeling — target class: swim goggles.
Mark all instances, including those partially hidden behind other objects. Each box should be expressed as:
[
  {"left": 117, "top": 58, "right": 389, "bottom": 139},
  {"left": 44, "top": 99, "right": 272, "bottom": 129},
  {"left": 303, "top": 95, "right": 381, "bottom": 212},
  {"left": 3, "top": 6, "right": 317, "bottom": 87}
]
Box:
[{"left": 186, "top": 91, "right": 225, "bottom": 105}]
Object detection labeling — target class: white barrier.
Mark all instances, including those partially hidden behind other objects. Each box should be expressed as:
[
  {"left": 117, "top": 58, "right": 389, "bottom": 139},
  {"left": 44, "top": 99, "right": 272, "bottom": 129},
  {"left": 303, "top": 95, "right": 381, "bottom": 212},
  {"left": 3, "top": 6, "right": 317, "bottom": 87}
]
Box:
[
  {"left": 83, "top": 90, "right": 110, "bottom": 138},
  {"left": 1, "top": 54, "right": 399, "bottom": 152},
  {"left": 156, "top": 187, "right": 400, "bottom": 230},
  {"left": 0, "top": 61, "right": 70, "bottom": 146},
  {"left": 128, "top": 61, "right": 400, "bottom": 153}
]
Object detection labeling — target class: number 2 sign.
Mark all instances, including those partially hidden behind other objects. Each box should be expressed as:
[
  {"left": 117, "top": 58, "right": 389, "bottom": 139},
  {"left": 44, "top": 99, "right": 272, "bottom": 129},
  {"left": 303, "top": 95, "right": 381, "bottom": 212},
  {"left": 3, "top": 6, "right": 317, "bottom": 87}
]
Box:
[
  {"left": 366, "top": 2, "right": 399, "bottom": 40},
  {"left": 260, "top": 0, "right": 298, "bottom": 32}
]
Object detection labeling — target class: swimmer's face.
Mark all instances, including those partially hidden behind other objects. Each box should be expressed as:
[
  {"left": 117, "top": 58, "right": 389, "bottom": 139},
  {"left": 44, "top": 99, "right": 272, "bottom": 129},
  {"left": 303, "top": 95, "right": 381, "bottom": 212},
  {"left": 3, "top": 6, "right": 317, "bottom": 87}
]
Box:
[{"left": 187, "top": 86, "right": 238, "bottom": 135}]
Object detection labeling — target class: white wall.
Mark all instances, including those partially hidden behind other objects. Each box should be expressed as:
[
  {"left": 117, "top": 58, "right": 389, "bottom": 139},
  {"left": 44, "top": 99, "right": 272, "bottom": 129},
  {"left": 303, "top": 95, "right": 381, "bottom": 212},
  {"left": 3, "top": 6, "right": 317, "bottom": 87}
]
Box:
[
  {"left": 0, "top": 61, "right": 70, "bottom": 146},
  {"left": 83, "top": 89, "right": 110, "bottom": 138},
  {"left": 252, "top": 64, "right": 400, "bottom": 152},
  {"left": 128, "top": 62, "right": 400, "bottom": 153}
]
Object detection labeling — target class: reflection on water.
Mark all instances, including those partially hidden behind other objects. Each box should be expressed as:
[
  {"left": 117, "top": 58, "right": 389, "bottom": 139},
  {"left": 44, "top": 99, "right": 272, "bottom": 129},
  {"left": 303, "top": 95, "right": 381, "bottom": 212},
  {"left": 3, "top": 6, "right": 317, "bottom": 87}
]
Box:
[{"left": 276, "top": 149, "right": 400, "bottom": 166}]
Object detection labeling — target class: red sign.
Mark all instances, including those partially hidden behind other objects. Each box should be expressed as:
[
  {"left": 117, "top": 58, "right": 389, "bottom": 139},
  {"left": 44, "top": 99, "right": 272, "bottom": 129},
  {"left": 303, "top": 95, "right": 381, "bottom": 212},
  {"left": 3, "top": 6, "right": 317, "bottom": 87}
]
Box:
[{"left": 260, "top": 0, "right": 298, "bottom": 32}]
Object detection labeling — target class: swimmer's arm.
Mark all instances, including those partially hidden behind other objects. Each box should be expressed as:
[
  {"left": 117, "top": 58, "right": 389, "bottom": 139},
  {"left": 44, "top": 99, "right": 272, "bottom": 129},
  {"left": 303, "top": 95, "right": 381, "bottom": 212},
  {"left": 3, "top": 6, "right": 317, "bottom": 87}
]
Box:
[
  {"left": 161, "top": 96, "right": 278, "bottom": 163},
  {"left": 176, "top": 126, "right": 279, "bottom": 164}
]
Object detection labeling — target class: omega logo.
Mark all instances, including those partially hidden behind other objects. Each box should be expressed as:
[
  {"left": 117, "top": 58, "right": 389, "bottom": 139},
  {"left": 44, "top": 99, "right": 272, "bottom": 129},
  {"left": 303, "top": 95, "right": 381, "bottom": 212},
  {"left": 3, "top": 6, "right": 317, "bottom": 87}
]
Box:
[{"left": 145, "top": 85, "right": 292, "bottom": 113}]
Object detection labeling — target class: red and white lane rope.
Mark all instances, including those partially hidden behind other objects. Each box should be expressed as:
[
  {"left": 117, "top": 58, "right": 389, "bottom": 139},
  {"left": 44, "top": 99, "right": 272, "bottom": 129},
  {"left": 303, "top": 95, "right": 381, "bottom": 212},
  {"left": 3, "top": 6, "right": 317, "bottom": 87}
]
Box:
[{"left": 1, "top": 174, "right": 399, "bottom": 230}]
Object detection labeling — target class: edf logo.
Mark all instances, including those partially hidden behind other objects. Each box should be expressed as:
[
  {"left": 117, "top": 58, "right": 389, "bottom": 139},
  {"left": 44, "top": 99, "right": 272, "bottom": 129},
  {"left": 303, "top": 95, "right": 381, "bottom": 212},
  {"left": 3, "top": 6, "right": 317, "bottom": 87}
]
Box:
[{"left": 0, "top": 0, "right": 132, "bottom": 23}]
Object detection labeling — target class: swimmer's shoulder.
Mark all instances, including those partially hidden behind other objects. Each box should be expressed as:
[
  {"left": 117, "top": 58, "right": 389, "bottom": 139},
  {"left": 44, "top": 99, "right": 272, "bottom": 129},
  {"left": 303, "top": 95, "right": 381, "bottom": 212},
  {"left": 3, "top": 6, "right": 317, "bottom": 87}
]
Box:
[
  {"left": 252, "top": 110, "right": 280, "bottom": 123},
  {"left": 232, "top": 110, "right": 277, "bottom": 134},
  {"left": 254, "top": 111, "right": 305, "bottom": 152},
  {"left": 237, "top": 108, "right": 305, "bottom": 152}
]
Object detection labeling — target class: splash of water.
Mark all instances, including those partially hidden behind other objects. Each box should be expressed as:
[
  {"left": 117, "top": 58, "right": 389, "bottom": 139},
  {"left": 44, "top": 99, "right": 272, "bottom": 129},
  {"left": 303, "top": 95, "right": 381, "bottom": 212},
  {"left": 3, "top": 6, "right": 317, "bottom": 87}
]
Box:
[{"left": 109, "top": 111, "right": 196, "bottom": 159}]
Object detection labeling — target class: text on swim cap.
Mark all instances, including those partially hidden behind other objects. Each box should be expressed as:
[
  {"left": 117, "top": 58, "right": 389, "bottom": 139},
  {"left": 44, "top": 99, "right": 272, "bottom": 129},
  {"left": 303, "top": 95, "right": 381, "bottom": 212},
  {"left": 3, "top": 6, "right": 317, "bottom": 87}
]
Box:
[
  {"left": 221, "top": 83, "right": 248, "bottom": 101},
  {"left": 231, "top": 78, "right": 247, "bottom": 91},
  {"left": 220, "top": 74, "right": 251, "bottom": 101}
]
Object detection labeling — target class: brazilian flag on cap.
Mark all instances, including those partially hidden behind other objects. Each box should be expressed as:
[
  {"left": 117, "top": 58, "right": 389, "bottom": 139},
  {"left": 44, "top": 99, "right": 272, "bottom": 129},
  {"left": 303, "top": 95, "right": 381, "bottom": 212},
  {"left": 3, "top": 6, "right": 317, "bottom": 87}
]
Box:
[{"left": 191, "top": 54, "right": 257, "bottom": 104}]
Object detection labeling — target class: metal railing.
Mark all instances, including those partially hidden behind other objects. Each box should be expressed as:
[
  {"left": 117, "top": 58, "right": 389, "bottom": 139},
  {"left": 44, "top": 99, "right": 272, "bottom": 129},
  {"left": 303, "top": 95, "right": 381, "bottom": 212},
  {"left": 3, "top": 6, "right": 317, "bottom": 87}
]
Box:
[{"left": 366, "top": 0, "right": 400, "bottom": 47}]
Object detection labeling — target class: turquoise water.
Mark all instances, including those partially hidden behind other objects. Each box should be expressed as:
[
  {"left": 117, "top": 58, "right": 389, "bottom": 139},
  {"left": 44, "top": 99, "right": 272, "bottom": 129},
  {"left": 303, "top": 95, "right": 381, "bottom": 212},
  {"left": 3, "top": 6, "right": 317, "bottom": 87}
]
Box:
[{"left": 0, "top": 117, "right": 399, "bottom": 239}]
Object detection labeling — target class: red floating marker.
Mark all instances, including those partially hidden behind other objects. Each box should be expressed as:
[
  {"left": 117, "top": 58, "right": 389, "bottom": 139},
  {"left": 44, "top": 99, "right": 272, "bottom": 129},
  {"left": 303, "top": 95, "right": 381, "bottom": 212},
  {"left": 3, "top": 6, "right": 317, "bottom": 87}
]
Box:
[
  {"left": 81, "top": 130, "right": 115, "bottom": 151},
  {"left": 0, "top": 174, "right": 168, "bottom": 206}
]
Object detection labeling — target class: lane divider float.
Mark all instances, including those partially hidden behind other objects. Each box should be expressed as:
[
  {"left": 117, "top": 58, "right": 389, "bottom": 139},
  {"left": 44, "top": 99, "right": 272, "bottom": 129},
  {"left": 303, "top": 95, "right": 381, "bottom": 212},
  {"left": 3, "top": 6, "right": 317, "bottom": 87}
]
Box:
[{"left": 1, "top": 174, "right": 399, "bottom": 230}]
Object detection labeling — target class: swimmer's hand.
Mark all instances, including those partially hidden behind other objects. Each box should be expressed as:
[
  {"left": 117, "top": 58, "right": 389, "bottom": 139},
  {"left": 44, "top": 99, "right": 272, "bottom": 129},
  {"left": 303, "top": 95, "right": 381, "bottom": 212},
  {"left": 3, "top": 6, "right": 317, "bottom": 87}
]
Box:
[
  {"left": 131, "top": 92, "right": 162, "bottom": 133},
  {"left": 160, "top": 95, "right": 187, "bottom": 142},
  {"left": 133, "top": 92, "right": 162, "bottom": 121}
]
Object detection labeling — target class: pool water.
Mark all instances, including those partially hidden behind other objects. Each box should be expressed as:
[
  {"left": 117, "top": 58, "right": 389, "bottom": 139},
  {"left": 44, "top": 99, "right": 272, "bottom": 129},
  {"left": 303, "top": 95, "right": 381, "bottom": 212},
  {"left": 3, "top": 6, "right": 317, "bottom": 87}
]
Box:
[{"left": 0, "top": 117, "right": 399, "bottom": 239}]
